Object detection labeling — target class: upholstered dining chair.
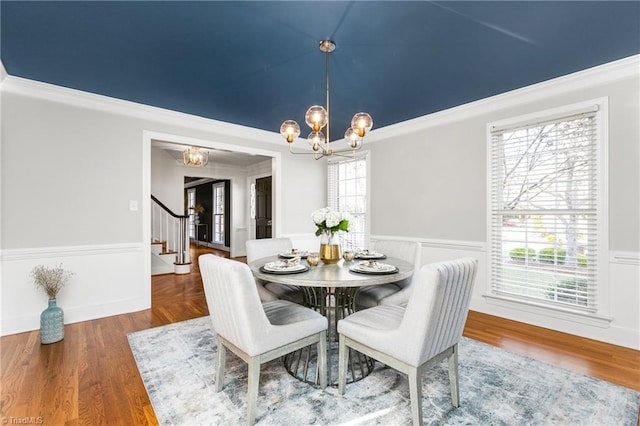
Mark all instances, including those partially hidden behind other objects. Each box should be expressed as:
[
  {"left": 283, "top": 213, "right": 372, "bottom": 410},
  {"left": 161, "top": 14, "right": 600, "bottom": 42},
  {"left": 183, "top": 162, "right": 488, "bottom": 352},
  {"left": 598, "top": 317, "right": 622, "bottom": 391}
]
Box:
[
  {"left": 337, "top": 257, "right": 478, "bottom": 426},
  {"left": 245, "top": 237, "right": 303, "bottom": 304},
  {"left": 356, "top": 239, "right": 422, "bottom": 309},
  {"left": 199, "top": 254, "right": 328, "bottom": 425}
]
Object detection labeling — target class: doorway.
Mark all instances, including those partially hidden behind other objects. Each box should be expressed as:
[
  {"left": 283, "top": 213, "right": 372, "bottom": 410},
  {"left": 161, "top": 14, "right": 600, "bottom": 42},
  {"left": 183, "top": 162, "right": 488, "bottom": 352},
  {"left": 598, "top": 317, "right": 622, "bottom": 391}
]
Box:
[{"left": 255, "top": 176, "right": 272, "bottom": 239}]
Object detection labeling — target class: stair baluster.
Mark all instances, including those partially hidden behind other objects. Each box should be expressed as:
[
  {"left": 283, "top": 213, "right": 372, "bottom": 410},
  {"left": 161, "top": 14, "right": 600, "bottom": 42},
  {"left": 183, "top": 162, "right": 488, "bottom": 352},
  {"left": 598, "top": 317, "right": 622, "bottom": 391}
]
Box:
[{"left": 151, "top": 195, "right": 191, "bottom": 274}]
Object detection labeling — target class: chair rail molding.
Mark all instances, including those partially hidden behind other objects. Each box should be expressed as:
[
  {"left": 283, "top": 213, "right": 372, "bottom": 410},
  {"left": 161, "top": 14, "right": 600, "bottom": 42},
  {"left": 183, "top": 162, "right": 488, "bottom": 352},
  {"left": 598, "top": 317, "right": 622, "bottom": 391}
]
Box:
[
  {"left": 0, "top": 242, "right": 141, "bottom": 261},
  {"left": 370, "top": 235, "right": 486, "bottom": 252},
  {"left": 609, "top": 250, "right": 640, "bottom": 265}
]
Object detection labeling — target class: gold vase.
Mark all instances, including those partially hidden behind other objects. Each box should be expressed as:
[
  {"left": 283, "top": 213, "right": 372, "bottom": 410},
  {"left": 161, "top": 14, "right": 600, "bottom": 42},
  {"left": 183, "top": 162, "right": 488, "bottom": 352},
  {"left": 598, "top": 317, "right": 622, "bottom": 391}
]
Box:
[{"left": 319, "top": 230, "right": 341, "bottom": 264}]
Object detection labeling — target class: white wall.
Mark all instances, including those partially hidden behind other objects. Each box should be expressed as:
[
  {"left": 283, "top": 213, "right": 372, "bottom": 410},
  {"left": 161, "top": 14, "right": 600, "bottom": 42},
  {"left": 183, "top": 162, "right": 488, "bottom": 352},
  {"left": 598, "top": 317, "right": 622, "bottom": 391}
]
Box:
[
  {"left": 150, "top": 146, "right": 187, "bottom": 215},
  {"left": 366, "top": 56, "right": 640, "bottom": 349},
  {"left": 0, "top": 77, "right": 325, "bottom": 335}
]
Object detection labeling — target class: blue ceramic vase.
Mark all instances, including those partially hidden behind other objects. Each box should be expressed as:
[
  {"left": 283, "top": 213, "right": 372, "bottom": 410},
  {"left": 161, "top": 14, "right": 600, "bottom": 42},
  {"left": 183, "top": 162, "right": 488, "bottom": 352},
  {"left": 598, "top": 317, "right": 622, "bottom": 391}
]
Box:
[{"left": 40, "top": 298, "right": 64, "bottom": 344}]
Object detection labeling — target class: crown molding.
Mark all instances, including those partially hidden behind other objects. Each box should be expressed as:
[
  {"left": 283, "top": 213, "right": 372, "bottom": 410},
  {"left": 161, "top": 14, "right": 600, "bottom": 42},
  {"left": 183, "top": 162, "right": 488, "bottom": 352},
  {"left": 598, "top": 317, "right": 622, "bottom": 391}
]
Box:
[
  {"left": 0, "top": 75, "right": 284, "bottom": 145},
  {"left": 2, "top": 55, "right": 638, "bottom": 146},
  {"left": 367, "top": 54, "right": 640, "bottom": 143},
  {"left": 0, "top": 61, "right": 7, "bottom": 85}
]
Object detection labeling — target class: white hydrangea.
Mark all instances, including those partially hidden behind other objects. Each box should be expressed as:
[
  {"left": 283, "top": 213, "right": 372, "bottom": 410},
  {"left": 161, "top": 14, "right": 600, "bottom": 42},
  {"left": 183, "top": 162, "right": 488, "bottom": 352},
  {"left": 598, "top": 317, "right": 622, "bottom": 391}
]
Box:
[
  {"left": 325, "top": 210, "right": 342, "bottom": 228},
  {"left": 311, "top": 207, "right": 351, "bottom": 233},
  {"left": 311, "top": 207, "right": 330, "bottom": 225}
]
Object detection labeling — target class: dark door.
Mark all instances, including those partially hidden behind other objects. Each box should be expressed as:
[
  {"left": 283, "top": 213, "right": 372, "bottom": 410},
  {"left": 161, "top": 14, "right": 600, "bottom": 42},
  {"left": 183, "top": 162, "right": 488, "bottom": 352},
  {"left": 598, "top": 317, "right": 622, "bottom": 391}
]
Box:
[{"left": 255, "top": 176, "right": 272, "bottom": 239}]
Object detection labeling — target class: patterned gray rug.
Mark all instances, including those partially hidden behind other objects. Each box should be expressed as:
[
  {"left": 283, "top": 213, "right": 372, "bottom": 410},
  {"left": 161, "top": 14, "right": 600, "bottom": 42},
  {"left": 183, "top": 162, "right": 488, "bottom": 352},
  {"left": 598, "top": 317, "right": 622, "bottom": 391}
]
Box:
[{"left": 128, "top": 316, "right": 639, "bottom": 425}]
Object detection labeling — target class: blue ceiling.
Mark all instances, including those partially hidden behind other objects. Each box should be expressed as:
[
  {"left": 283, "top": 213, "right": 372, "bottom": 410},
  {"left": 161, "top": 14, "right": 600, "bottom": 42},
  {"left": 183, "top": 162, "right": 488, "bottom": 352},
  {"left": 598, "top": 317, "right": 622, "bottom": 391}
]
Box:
[{"left": 2, "top": 1, "right": 639, "bottom": 141}]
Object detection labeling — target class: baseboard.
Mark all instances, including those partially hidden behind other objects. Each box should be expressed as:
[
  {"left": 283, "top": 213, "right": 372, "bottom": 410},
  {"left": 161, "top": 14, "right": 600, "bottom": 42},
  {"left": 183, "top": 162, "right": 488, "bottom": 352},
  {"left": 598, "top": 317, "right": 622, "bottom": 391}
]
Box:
[{"left": 2, "top": 296, "right": 149, "bottom": 336}]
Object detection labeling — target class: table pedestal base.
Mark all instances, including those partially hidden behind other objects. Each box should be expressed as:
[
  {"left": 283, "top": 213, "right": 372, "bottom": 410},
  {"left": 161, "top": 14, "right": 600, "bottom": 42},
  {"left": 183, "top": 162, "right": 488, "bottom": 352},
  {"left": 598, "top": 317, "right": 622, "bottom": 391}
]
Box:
[{"left": 283, "top": 287, "right": 375, "bottom": 386}]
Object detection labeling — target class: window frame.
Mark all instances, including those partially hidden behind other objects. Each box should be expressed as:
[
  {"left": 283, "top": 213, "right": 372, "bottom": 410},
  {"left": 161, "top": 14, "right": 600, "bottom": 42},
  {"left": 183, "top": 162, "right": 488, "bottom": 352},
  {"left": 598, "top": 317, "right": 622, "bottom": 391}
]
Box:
[
  {"left": 187, "top": 188, "right": 196, "bottom": 239},
  {"left": 327, "top": 151, "right": 371, "bottom": 251},
  {"left": 485, "top": 98, "right": 610, "bottom": 322},
  {"left": 212, "top": 182, "right": 225, "bottom": 244}
]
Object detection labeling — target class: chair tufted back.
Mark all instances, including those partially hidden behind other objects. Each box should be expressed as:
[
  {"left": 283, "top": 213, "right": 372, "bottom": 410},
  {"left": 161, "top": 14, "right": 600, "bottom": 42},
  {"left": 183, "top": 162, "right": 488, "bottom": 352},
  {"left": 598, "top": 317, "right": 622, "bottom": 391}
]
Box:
[
  {"left": 199, "top": 253, "right": 325, "bottom": 357},
  {"left": 199, "top": 254, "right": 272, "bottom": 355},
  {"left": 399, "top": 257, "right": 477, "bottom": 365}
]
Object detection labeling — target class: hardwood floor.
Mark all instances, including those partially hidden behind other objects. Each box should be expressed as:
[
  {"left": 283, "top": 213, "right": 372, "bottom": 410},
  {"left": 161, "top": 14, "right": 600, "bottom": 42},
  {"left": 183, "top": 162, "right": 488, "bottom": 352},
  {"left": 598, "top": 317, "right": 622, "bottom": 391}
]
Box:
[{"left": 1, "top": 245, "right": 638, "bottom": 424}]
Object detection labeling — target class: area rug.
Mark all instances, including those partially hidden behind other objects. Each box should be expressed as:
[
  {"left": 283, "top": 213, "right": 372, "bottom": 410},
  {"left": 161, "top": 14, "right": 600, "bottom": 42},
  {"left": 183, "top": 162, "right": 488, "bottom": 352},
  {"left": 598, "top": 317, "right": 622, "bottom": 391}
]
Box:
[{"left": 128, "top": 316, "right": 639, "bottom": 425}]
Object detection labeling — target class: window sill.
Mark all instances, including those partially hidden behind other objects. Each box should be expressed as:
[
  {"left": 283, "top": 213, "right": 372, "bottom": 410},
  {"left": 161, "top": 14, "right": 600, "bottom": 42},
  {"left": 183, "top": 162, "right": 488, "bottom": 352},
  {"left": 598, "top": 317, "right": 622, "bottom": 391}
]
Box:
[{"left": 483, "top": 294, "right": 613, "bottom": 328}]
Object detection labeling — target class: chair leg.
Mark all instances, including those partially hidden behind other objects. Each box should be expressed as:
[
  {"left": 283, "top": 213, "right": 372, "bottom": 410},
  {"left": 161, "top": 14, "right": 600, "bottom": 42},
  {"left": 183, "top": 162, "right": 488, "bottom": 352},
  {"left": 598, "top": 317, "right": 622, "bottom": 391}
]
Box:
[
  {"left": 408, "top": 367, "right": 423, "bottom": 426},
  {"left": 448, "top": 344, "right": 460, "bottom": 407},
  {"left": 246, "top": 358, "right": 261, "bottom": 425},
  {"left": 317, "top": 330, "right": 328, "bottom": 389},
  {"left": 337, "top": 334, "right": 348, "bottom": 395},
  {"left": 215, "top": 336, "right": 226, "bottom": 392}
]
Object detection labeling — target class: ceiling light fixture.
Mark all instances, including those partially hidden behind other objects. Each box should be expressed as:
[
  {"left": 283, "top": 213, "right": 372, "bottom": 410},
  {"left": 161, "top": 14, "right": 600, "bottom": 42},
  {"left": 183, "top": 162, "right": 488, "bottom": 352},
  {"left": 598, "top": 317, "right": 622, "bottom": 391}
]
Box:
[
  {"left": 280, "top": 40, "right": 373, "bottom": 159},
  {"left": 183, "top": 146, "right": 209, "bottom": 167}
]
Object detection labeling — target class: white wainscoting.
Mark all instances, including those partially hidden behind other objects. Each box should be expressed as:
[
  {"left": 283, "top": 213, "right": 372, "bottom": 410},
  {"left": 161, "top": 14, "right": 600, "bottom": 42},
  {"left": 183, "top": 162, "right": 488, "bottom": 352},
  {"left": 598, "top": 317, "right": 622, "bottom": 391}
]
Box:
[
  {"left": 371, "top": 235, "right": 640, "bottom": 350},
  {"left": 232, "top": 227, "right": 248, "bottom": 258},
  {"left": 0, "top": 243, "right": 149, "bottom": 336}
]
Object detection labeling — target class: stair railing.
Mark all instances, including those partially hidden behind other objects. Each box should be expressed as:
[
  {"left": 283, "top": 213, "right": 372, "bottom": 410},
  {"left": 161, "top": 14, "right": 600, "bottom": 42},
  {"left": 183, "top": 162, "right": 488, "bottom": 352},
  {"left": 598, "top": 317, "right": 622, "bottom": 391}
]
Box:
[{"left": 151, "top": 195, "right": 190, "bottom": 269}]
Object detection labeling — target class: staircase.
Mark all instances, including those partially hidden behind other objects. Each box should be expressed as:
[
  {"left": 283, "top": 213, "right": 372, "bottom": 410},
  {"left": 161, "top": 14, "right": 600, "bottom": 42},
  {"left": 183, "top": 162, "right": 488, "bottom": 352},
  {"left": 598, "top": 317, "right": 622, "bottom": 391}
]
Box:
[
  {"left": 151, "top": 240, "right": 178, "bottom": 275},
  {"left": 151, "top": 195, "right": 191, "bottom": 275}
]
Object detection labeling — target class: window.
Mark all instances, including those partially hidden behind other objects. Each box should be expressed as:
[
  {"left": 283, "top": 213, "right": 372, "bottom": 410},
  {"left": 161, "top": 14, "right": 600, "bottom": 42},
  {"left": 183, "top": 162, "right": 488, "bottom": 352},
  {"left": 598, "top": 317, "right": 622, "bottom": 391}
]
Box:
[
  {"left": 187, "top": 188, "right": 196, "bottom": 239},
  {"left": 328, "top": 153, "right": 369, "bottom": 250},
  {"left": 249, "top": 182, "right": 256, "bottom": 220},
  {"left": 488, "top": 100, "right": 606, "bottom": 314},
  {"left": 212, "top": 182, "right": 225, "bottom": 244}
]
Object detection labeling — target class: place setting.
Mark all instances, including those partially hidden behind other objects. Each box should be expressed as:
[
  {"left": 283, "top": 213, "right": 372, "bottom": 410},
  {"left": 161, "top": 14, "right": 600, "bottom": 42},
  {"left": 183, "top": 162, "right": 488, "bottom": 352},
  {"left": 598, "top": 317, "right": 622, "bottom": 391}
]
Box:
[
  {"left": 349, "top": 259, "right": 399, "bottom": 275},
  {"left": 354, "top": 249, "right": 387, "bottom": 260},
  {"left": 259, "top": 256, "right": 309, "bottom": 275},
  {"left": 278, "top": 248, "right": 309, "bottom": 259}
]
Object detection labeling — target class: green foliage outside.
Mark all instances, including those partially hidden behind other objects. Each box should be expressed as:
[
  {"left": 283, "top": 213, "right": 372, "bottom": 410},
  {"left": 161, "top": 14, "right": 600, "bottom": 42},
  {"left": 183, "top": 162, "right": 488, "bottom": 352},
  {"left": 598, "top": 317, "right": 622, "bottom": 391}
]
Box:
[
  {"left": 538, "top": 247, "right": 566, "bottom": 264},
  {"left": 577, "top": 254, "right": 587, "bottom": 267},
  {"left": 509, "top": 247, "right": 536, "bottom": 261},
  {"left": 552, "top": 277, "right": 588, "bottom": 306}
]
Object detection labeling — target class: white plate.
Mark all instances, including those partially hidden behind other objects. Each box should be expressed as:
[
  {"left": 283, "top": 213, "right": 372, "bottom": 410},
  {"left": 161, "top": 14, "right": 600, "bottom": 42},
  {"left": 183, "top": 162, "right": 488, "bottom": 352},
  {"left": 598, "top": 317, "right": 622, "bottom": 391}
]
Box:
[
  {"left": 279, "top": 250, "right": 309, "bottom": 258},
  {"left": 355, "top": 251, "right": 386, "bottom": 260},
  {"left": 349, "top": 262, "right": 398, "bottom": 274},
  {"left": 263, "top": 262, "right": 307, "bottom": 272}
]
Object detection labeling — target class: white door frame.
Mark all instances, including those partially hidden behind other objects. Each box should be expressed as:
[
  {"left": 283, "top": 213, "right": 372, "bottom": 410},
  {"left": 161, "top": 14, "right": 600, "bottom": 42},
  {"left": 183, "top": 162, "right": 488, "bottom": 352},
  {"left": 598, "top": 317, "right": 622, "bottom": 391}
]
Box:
[{"left": 142, "top": 130, "right": 282, "bottom": 296}]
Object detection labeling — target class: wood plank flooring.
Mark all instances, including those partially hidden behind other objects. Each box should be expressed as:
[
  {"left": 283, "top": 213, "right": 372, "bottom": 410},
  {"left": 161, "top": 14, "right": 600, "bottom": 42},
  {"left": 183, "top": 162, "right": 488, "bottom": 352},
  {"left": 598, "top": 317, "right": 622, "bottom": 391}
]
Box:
[{"left": 1, "top": 245, "right": 638, "bottom": 424}]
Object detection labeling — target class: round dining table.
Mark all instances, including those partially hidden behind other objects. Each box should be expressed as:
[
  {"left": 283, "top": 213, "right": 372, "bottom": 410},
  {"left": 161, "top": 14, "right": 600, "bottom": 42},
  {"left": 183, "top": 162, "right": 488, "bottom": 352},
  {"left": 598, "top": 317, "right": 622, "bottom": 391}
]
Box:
[{"left": 248, "top": 255, "right": 414, "bottom": 386}]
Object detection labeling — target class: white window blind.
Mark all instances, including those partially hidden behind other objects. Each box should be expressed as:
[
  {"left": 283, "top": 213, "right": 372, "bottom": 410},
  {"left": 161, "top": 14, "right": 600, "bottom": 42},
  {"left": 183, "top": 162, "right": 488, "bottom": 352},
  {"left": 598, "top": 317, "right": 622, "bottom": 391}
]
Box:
[
  {"left": 489, "top": 106, "right": 601, "bottom": 312},
  {"left": 187, "top": 188, "right": 196, "bottom": 239},
  {"left": 212, "top": 182, "right": 225, "bottom": 244},
  {"left": 328, "top": 154, "right": 368, "bottom": 250}
]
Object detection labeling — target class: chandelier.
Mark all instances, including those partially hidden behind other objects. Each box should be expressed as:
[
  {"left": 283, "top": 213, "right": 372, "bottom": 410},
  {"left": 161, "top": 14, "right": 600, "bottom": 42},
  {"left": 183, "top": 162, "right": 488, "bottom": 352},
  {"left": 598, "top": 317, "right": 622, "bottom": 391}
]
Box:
[
  {"left": 280, "top": 40, "right": 373, "bottom": 159},
  {"left": 183, "top": 146, "right": 209, "bottom": 167}
]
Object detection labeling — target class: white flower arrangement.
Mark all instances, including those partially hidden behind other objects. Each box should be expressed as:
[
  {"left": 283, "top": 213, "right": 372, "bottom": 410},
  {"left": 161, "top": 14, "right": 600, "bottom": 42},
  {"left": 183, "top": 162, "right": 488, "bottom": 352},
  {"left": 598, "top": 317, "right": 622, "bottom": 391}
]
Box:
[{"left": 311, "top": 207, "right": 351, "bottom": 237}]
